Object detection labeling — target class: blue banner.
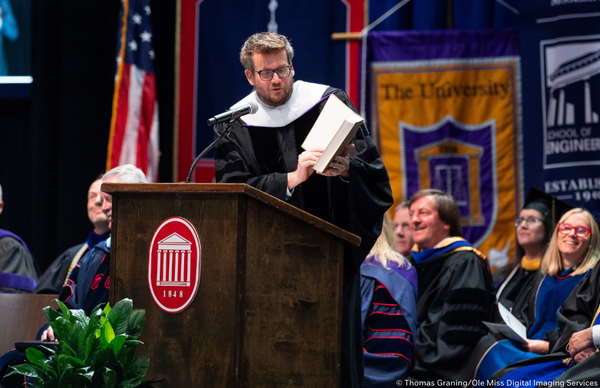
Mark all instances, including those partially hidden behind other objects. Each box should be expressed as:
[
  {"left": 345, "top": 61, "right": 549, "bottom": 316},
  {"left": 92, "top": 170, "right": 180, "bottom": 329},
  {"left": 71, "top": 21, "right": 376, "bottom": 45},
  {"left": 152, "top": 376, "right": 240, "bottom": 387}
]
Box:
[{"left": 520, "top": 1, "right": 600, "bottom": 216}]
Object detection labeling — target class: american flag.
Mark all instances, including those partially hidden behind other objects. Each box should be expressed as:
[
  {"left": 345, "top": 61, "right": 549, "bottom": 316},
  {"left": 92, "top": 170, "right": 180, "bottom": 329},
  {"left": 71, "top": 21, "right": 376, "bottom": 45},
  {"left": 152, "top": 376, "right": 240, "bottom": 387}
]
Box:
[{"left": 107, "top": 0, "right": 159, "bottom": 182}]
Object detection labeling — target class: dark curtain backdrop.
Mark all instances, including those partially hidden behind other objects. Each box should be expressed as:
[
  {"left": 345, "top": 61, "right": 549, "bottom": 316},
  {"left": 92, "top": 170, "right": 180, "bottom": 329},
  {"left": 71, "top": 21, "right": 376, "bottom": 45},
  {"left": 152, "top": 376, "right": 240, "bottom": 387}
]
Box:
[{"left": 0, "top": 0, "right": 175, "bottom": 272}]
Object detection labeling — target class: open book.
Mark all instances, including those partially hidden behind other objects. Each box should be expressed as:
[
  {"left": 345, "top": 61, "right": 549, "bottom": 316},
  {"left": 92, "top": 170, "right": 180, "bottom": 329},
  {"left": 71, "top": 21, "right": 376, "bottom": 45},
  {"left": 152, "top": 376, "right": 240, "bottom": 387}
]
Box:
[
  {"left": 483, "top": 303, "right": 528, "bottom": 343},
  {"left": 301, "top": 94, "right": 364, "bottom": 173}
]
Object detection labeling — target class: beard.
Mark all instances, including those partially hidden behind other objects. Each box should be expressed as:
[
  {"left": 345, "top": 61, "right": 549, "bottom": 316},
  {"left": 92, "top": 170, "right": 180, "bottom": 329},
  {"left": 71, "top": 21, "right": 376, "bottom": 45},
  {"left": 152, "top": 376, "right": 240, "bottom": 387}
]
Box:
[{"left": 255, "top": 77, "right": 294, "bottom": 107}]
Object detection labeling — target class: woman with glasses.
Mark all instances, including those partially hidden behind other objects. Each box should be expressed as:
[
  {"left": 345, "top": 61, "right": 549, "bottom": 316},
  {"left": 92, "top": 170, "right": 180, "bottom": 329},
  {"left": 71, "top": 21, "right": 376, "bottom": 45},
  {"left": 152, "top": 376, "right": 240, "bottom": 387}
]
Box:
[
  {"left": 471, "top": 208, "right": 600, "bottom": 382},
  {"left": 489, "top": 222, "right": 600, "bottom": 384},
  {"left": 494, "top": 190, "right": 558, "bottom": 313}
]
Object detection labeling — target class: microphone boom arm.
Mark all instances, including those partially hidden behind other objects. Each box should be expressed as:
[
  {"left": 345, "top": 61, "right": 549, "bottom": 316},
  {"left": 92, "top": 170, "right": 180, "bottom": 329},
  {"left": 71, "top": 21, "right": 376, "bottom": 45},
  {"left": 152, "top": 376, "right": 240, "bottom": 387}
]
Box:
[{"left": 185, "top": 123, "right": 233, "bottom": 183}]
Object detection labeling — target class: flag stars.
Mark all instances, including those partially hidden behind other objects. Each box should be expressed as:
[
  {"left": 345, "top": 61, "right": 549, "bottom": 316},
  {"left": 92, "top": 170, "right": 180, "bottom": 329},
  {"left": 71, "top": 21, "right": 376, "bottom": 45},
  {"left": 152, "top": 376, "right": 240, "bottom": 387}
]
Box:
[
  {"left": 140, "top": 31, "right": 152, "bottom": 43},
  {"left": 149, "top": 50, "right": 155, "bottom": 60},
  {"left": 128, "top": 40, "right": 138, "bottom": 52},
  {"left": 132, "top": 13, "right": 142, "bottom": 25},
  {"left": 144, "top": 5, "right": 151, "bottom": 15}
]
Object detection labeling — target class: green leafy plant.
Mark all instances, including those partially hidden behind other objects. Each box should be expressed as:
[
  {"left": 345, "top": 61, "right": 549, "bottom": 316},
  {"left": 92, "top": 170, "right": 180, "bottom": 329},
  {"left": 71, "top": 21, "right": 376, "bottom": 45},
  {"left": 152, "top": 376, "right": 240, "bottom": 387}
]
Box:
[{"left": 7, "top": 298, "right": 157, "bottom": 388}]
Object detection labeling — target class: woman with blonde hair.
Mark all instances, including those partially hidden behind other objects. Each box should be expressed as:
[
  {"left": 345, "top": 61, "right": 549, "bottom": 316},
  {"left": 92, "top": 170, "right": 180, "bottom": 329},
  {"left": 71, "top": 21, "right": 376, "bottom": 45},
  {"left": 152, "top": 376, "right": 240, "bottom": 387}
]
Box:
[
  {"left": 473, "top": 207, "right": 600, "bottom": 382},
  {"left": 360, "top": 213, "right": 417, "bottom": 386},
  {"left": 540, "top": 208, "right": 600, "bottom": 278},
  {"left": 363, "top": 213, "right": 416, "bottom": 293}
]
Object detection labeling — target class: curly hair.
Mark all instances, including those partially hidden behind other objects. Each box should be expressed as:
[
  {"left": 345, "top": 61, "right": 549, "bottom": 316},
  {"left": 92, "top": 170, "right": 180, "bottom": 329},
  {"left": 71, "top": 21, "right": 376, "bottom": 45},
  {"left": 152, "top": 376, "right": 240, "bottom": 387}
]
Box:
[{"left": 240, "top": 32, "right": 294, "bottom": 72}]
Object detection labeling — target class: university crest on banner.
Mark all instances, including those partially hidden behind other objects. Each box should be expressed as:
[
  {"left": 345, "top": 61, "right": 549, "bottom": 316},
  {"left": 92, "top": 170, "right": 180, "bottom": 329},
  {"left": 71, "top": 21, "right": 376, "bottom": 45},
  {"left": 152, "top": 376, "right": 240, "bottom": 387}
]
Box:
[
  {"left": 368, "top": 30, "right": 521, "bottom": 268},
  {"left": 400, "top": 116, "right": 496, "bottom": 247}
]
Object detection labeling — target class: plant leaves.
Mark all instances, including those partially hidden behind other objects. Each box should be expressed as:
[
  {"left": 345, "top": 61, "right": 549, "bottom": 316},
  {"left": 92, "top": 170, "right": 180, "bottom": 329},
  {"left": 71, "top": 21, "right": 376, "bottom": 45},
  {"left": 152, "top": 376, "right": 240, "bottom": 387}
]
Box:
[
  {"left": 103, "top": 320, "right": 116, "bottom": 343},
  {"left": 57, "top": 353, "right": 75, "bottom": 376},
  {"left": 39, "top": 344, "right": 56, "bottom": 357},
  {"left": 60, "top": 355, "right": 88, "bottom": 368},
  {"left": 43, "top": 304, "right": 61, "bottom": 324},
  {"left": 6, "top": 363, "right": 46, "bottom": 379},
  {"left": 69, "top": 321, "right": 87, "bottom": 359},
  {"left": 118, "top": 375, "right": 144, "bottom": 388},
  {"left": 110, "top": 335, "right": 127, "bottom": 356},
  {"left": 84, "top": 328, "right": 95, "bottom": 362},
  {"left": 61, "top": 342, "right": 78, "bottom": 358},
  {"left": 56, "top": 299, "right": 73, "bottom": 322},
  {"left": 52, "top": 316, "right": 73, "bottom": 343},
  {"left": 24, "top": 347, "right": 51, "bottom": 370},
  {"left": 108, "top": 298, "right": 133, "bottom": 336},
  {"left": 90, "top": 348, "right": 116, "bottom": 370},
  {"left": 101, "top": 366, "right": 118, "bottom": 388},
  {"left": 16, "top": 297, "right": 155, "bottom": 388},
  {"left": 125, "top": 356, "right": 150, "bottom": 377},
  {"left": 71, "top": 308, "right": 90, "bottom": 326},
  {"left": 127, "top": 309, "right": 146, "bottom": 337}
]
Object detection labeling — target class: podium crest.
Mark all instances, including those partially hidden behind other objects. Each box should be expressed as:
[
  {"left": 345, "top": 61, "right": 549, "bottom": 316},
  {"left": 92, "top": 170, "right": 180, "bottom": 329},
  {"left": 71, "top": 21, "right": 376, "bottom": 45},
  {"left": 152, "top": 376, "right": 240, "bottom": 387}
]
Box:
[{"left": 147, "top": 217, "right": 201, "bottom": 313}]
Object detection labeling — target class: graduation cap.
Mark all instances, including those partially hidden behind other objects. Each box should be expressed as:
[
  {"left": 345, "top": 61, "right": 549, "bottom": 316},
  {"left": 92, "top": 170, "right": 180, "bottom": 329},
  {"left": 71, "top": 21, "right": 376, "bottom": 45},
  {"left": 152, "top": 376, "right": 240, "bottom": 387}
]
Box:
[{"left": 523, "top": 187, "right": 573, "bottom": 227}]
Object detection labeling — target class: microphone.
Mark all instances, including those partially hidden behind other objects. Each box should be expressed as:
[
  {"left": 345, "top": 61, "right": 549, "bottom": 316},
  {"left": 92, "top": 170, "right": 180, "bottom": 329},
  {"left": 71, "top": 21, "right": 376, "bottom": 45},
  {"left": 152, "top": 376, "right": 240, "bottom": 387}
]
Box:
[{"left": 206, "top": 102, "right": 258, "bottom": 126}]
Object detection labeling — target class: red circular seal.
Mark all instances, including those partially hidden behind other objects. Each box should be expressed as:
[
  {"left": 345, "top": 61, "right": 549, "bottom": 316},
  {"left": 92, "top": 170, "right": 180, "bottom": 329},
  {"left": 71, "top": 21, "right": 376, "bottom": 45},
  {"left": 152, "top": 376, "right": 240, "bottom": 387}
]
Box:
[{"left": 147, "top": 217, "right": 201, "bottom": 313}]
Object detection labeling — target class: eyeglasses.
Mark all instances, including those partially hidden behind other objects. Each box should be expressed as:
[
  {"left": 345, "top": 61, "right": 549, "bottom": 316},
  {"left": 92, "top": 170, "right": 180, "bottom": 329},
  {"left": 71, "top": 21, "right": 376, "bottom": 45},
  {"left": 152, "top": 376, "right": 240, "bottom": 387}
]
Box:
[
  {"left": 255, "top": 65, "right": 292, "bottom": 81},
  {"left": 558, "top": 222, "right": 592, "bottom": 238},
  {"left": 515, "top": 217, "right": 543, "bottom": 227}
]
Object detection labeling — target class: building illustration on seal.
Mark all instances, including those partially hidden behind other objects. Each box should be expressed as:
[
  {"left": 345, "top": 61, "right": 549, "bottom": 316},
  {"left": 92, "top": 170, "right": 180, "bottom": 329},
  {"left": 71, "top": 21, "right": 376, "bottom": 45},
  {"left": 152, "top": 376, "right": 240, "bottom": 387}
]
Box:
[
  {"left": 400, "top": 115, "right": 497, "bottom": 247},
  {"left": 547, "top": 48, "right": 600, "bottom": 128},
  {"left": 154, "top": 232, "right": 193, "bottom": 287}
]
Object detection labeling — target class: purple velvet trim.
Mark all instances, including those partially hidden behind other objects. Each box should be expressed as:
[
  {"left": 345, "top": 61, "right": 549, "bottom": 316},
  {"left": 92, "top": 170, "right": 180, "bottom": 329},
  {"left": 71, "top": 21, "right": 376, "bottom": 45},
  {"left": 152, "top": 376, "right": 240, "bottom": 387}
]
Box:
[
  {"left": 0, "top": 272, "right": 37, "bottom": 292},
  {"left": 0, "top": 229, "right": 31, "bottom": 254}
]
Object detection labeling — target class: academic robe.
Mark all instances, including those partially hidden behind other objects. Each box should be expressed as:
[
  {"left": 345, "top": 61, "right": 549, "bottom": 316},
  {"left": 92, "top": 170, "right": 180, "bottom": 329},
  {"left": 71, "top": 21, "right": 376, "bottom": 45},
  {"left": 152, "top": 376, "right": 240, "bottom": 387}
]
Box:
[
  {"left": 59, "top": 238, "right": 111, "bottom": 315},
  {"left": 494, "top": 264, "right": 539, "bottom": 315},
  {"left": 362, "top": 254, "right": 418, "bottom": 296},
  {"left": 0, "top": 229, "right": 37, "bottom": 293},
  {"left": 408, "top": 239, "right": 494, "bottom": 381},
  {"left": 490, "top": 262, "right": 600, "bottom": 384},
  {"left": 472, "top": 269, "right": 587, "bottom": 382},
  {"left": 360, "top": 260, "right": 417, "bottom": 386},
  {"left": 34, "top": 230, "right": 110, "bottom": 294},
  {"left": 215, "top": 81, "right": 394, "bottom": 388}
]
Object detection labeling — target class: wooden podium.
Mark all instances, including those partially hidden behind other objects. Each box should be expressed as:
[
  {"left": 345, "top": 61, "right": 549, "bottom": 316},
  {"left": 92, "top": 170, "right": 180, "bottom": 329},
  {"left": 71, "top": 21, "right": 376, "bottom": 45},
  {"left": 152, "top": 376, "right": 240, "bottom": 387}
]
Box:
[{"left": 103, "top": 183, "right": 360, "bottom": 388}]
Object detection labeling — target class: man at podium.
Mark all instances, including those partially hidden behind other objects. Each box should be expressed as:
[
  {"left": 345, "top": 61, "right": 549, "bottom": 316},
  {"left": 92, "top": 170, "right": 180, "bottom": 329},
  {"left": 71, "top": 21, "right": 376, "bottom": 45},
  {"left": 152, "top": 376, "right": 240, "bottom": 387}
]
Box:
[{"left": 214, "top": 32, "right": 393, "bottom": 388}]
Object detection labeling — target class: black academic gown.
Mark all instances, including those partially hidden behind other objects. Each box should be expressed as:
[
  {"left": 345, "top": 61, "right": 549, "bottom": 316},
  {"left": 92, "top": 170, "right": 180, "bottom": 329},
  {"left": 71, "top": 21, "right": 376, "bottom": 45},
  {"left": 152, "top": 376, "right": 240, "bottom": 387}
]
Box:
[
  {"left": 215, "top": 86, "right": 393, "bottom": 388},
  {"left": 408, "top": 248, "right": 494, "bottom": 381},
  {"left": 34, "top": 243, "right": 85, "bottom": 294},
  {"left": 495, "top": 265, "right": 539, "bottom": 316}
]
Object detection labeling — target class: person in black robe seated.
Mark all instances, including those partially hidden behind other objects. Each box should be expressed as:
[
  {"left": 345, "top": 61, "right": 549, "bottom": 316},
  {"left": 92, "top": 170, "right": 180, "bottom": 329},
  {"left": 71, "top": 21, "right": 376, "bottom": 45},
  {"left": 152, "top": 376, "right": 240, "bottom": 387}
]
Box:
[
  {"left": 214, "top": 32, "right": 393, "bottom": 388},
  {"left": 493, "top": 188, "right": 570, "bottom": 314},
  {"left": 471, "top": 208, "right": 600, "bottom": 382},
  {"left": 406, "top": 189, "right": 493, "bottom": 381},
  {"left": 34, "top": 176, "right": 110, "bottom": 294},
  {"left": 0, "top": 183, "right": 38, "bottom": 293}
]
